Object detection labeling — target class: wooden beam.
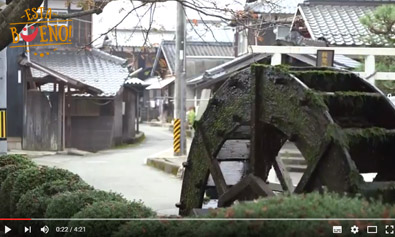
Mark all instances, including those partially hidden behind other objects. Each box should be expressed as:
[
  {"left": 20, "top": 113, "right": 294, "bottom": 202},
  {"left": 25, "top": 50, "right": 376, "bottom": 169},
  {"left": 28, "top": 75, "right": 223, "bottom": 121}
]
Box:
[
  {"left": 218, "top": 174, "right": 274, "bottom": 207},
  {"left": 251, "top": 45, "right": 395, "bottom": 56},
  {"left": 273, "top": 155, "right": 295, "bottom": 193},
  {"left": 199, "top": 129, "right": 228, "bottom": 196},
  {"left": 57, "top": 83, "right": 65, "bottom": 151}
]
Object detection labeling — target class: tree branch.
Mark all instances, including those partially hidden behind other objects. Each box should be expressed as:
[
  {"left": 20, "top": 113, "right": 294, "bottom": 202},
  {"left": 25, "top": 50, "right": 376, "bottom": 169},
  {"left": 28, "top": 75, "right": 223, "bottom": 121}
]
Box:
[
  {"left": 52, "top": 8, "right": 103, "bottom": 19},
  {"left": 0, "top": 0, "right": 43, "bottom": 51}
]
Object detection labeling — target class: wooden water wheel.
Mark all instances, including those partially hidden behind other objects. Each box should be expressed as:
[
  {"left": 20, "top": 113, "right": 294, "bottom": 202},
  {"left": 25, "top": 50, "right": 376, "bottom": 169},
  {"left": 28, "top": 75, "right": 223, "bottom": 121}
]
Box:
[{"left": 178, "top": 66, "right": 395, "bottom": 216}]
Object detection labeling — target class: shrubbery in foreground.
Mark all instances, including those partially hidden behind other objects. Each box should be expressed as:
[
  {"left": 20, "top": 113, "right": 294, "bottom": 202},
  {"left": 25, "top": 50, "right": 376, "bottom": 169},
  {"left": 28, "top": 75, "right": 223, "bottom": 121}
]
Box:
[
  {"left": 1, "top": 154, "right": 394, "bottom": 237},
  {"left": 0, "top": 155, "right": 153, "bottom": 236},
  {"left": 115, "top": 192, "right": 395, "bottom": 237}
]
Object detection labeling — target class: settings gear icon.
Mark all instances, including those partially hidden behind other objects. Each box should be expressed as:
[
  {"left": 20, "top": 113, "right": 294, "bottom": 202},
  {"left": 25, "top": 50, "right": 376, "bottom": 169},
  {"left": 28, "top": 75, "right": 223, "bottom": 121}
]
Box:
[{"left": 351, "top": 225, "right": 359, "bottom": 234}]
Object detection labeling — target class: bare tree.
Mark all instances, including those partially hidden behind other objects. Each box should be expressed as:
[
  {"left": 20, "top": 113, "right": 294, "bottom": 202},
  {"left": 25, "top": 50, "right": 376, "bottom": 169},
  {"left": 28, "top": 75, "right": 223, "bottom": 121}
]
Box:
[
  {"left": 0, "top": 0, "right": 102, "bottom": 51},
  {"left": 0, "top": 0, "right": 279, "bottom": 51}
]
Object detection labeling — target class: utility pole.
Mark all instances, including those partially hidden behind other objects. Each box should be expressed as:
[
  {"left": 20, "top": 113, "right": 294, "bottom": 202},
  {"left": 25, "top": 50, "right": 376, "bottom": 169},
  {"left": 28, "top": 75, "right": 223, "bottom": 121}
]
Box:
[
  {"left": 174, "top": 1, "right": 187, "bottom": 156},
  {"left": 0, "top": 48, "right": 7, "bottom": 154}
]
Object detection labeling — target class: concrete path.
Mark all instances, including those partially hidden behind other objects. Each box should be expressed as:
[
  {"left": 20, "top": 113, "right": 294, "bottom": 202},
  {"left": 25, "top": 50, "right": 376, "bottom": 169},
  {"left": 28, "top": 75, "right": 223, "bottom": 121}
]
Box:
[{"left": 33, "top": 124, "right": 182, "bottom": 216}]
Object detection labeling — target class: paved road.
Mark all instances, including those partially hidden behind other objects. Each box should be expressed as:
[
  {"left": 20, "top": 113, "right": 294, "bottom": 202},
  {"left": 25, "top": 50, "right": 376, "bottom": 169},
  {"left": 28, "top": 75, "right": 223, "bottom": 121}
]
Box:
[{"left": 33, "top": 124, "right": 182, "bottom": 216}]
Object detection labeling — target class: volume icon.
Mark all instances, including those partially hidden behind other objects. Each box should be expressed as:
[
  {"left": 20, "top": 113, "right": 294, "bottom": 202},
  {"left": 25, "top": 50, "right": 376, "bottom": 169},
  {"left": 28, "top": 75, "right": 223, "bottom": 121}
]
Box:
[{"left": 40, "top": 225, "right": 49, "bottom": 234}]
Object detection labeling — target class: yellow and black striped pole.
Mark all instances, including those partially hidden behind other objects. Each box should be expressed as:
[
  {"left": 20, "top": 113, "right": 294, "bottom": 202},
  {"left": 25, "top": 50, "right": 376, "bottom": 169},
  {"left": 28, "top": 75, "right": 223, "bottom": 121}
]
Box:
[
  {"left": 174, "top": 119, "right": 181, "bottom": 154},
  {"left": 0, "top": 109, "right": 6, "bottom": 141}
]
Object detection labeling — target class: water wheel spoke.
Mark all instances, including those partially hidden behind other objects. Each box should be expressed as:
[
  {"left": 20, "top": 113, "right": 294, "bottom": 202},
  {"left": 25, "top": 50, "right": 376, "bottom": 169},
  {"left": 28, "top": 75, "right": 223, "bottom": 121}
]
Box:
[
  {"left": 273, "top": 156, "right": 295, "bottom": 193},
  {"left": 218, "top": 174, "right": 274, "bottom": 207}
]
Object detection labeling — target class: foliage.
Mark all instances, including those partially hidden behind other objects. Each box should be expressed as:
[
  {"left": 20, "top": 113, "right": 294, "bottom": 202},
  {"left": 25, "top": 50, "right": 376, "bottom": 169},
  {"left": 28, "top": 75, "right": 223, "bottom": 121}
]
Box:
[
  {"left": 0, "top": 154, "right": 35, "bottom": 168},
  {"left": 198, "top": 192, "right": 394, "bottom": 236},
  {"left": 66, "top": 201, "right": 155, "bottom": 237},
  {"left": 0, "top": 155, "right": 37, "bottom": 187},
  {"left": 10, "top": 166, "right": 81, "bottom": 216},
  {"left": 376, "top": 80, "right": 395, "bottom": 95},
  {"left": 0, "top": 168, "right": 27, "bottom": 217},
  {"left": 45, "top": 190, "right": 126, "bottom": 227},
  {"left": 359, "top": 5, "right": 395, "bottom": 93},
  {"left": 119, "top": 193, "right": 395, "bottom": 237},
  {"left": 360, "top": 5, "right": 395, "bottom": 46},
  {"left": 113, "top": 220, "right": 183, "bottom": 237},
  {"left": 354, "top": 56, "right": 395, "bottom": 94},
  {"left": 15, "top": 179, "right": 92, "bottom": 218}
]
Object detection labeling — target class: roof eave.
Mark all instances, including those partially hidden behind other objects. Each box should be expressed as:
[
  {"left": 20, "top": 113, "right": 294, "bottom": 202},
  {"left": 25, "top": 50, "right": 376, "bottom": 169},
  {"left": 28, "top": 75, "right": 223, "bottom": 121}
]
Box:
[{"left": 20, "top": 58, "right": 103, "bottom": 95}]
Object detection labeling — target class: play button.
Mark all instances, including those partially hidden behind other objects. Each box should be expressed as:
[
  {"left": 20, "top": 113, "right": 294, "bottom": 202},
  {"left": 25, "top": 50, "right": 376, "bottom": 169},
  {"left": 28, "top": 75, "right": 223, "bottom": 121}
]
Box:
[{"left": 4, "top": 225, "right": 11, "bottom": 234}]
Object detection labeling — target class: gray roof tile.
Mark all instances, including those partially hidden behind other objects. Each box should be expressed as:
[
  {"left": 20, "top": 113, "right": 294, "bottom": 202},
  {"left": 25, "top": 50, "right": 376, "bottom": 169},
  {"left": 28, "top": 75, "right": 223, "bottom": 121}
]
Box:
[
  {"left": 299, "top": 4, "right": 389, "bottom": 46},
  {"left": 30, "top": 49, "right": 128, "bottom": 96},
  {"left": 161, "top": 40, "right": 234, "bottom": 73}
]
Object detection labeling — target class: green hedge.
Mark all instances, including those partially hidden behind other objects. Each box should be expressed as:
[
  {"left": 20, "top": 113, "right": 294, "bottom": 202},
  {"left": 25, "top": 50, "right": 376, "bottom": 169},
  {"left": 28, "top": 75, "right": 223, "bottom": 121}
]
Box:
[
  {"left": 113, "top": 193, "right": 395, "bottom": 237},
  {"left": 66, "top": 201, "right": 155, "bottom": 237},
  {"left": 0, "top": 155, "right": 36, "bottom": 187},
  {"left": 113, "top": 221, "right": 184, "bottom": 237},
  {"left": 0, "top": 168, "right": 28, "bottom": 217},
  {"left": 45, "top": 190, "right": 126, "bottom": 227},
  {"left": 15, "top": 179, "right": 92, "bottom": 218},
  {"left": 0, "top": 154, "right": 35, "bottom": 167},
  {"left": 9, "top": 166, "right": 81, "bottom": 215}
]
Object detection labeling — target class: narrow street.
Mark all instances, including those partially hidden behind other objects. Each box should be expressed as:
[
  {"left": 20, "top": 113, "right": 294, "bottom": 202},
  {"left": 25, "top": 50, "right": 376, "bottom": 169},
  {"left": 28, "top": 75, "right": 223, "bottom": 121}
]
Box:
[{"left": 33, "top": 124, "right": 182, "bottom": 216}]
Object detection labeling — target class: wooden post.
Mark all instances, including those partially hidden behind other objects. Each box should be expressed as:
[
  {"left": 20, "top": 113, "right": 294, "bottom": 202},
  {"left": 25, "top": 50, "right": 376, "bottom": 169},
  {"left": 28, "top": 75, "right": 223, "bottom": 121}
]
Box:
[
  {"left": 365, "top": 55, "right": 376, "bottom": 85},
  {"left": 57, "top": 83, "right": 65, "bottom": 151},
  {"left": 65, "top": 86, "right": 72, "bottom": 148},
  {"left": 271, "top": 53, "right": 282, "bottom": 66},
  {"left": 136, "top": 91, "right": 139, "bottom": 134}
]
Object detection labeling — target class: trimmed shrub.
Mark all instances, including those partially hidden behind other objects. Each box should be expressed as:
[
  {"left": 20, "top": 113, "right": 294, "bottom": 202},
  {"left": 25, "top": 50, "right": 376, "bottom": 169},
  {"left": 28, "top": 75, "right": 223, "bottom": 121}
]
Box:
[
  {"left": 10, "top": 166, "right": 81, "bottom": 216},
  {"left": 66, "top": 201, "right": 155, "bottom": 237},
  {"left": 0, "top": 155, "right": 37, "bottom": 187},
  {"left": 197, "top": 192, "right": 395, "bottom": 236},
  {"left": 15, "top": 179, "right": 93, "bottom": 218},
  {"left": 0, "top": 167, "right": 32, "bottom": 217},
  {"left": 0, "top": 154, "right": 35, "bottom": 167},
  {"left": 45, "top": 189, "right": 125, "bottom": 218},
  {"left": 45, "top": 190, "right": 126, "bottom": 228},
  {"left": 112, "top": 193, "right": 395, "bottom": 237},
  {"left": 113, "top": 221, "right": 183, "bottom": 237}
]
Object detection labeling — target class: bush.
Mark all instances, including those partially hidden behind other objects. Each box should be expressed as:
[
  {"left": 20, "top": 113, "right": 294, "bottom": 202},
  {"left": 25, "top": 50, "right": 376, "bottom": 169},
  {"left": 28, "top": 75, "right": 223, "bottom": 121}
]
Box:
[
  {"left": 45, "top": 190, "right": 126, "bottom": 227},
  {"left": 112, "top": 193, "right": 395, "bottom": 237},
  {"left": 196, "top": 192, "right": 395, "bottom": 236},
  {"left": 66, "top": 201, "right": 155, "bottom": 237},
  {"left": 9, "top": 166, "right": 81, "bottom": 216},
  {"left": 0, "top": 154, "right": 35, "bottom": 167},
  {"left": 0, "top": 155, "right": 36, "bottom": 187},
  {"left": 0, "top": 167, "right": 31, "bottom": 217},
  {"left": 113, "top": 221, "right": 184, "bottom": 237},
  {"left": 15, "top": 179, "right": 92, "bottom": 218}
]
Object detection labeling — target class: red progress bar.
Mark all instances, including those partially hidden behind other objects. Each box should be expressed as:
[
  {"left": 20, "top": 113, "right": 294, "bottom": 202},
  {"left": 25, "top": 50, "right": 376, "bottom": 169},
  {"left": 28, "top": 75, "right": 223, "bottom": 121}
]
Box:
[{"left": 0, "top": 218, "right": 31, "bottom": 220}]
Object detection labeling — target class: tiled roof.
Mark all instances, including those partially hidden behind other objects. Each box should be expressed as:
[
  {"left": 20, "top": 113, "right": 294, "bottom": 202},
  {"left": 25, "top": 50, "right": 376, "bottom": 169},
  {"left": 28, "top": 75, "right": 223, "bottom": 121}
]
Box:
[
  {"left": 160, "top": 40, "right": 234, "bottom": 73},
  {"left": 306, "top": 0, "right": 395, "bottom": 4},
  {"left": 299, "top": 4, "right": 388, "bottom": 46},
  {"left": 246, "top": 0, "right": 304, "bottom": 14},
  {"left": 187, "top": 53, "right": 269, "bottom": 87},
  {"left": 30, "top": 49, "right": 129, "bottom": 96},
  {"left": 188, "top": 52, "right": 360, "bottom": 87}
]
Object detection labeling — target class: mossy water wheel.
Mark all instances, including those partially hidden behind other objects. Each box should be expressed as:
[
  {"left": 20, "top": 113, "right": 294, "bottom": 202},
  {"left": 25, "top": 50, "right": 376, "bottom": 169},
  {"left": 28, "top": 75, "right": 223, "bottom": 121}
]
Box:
[{"left": 178, "top": 66, "right": 395, "bottom": 216}]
